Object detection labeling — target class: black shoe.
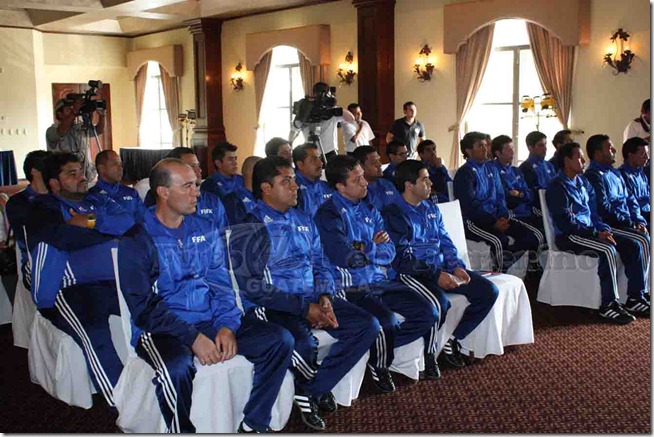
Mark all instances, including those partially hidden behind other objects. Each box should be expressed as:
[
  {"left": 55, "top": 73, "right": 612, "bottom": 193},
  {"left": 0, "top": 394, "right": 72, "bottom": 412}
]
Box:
[
  {"left": 368, "top": 364, "right": 395, "bottom": 393},
  {"left": 237, "top": 421, "right": 272, "bottom": 433},
  {"left": 317, "top": 391, "right": 337, "bottom": 413},
  {"left": 293, "top": 393, "right": 326, "bottom": 431},
  {"left": 423, "top": 353, "right": 441, "bottom": 380},
  {"left": 599, "top": 301, "right": 635, "bottom": 324},
  {"left": 624, "top": 298, "right": 651, "bottom": 317},
  {"left": 440, "top": 338, "right": 466, "bottom": 368}
]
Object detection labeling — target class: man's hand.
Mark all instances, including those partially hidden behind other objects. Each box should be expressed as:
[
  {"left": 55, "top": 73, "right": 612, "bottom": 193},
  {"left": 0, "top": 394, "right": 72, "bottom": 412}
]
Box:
[
  {"left": 598, "top": 230, "right": 617, "bottom": 246},
  {"left": 67, "top": 208, "right": 94, "bottom": 228},
  {"left": 494, "top": 217, "right": 510, "bottom": 233},
  {"left": 452, "top": 268, "right": 471, "bottom": 285},
  {"left": 372, "top": 230, "right": 390, "bottom": 244},
  {"left": 192, "top": 333, "right": 221, "bottom": 366},
  {"left": 318, "top": 295, "right": 339, "bottom": 329},
  {"left": 508, "top": 190, "right": 521, "bottom": 197},
  {"left": 214, "top": 328, "right": 237, "bottom": 363},
  {"left": 634, "top": 223, "right": 649, "bottom": 234},
  {"left": 434, "top": 157, "right": 443, "bottom": 168},
  {"left": 437, "top": 271, "right": 460, "bottom": 290},
  {"left": 306, "top": 303, "right": 335, "bottom": 329}
]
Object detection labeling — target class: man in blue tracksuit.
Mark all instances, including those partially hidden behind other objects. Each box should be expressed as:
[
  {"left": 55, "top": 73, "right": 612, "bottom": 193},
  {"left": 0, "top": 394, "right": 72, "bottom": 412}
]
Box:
[
  {"left": 200, "top": 142, "right": 245, "bottom": 198},
  {"left": 382, "top": 140, "right": 409, "bottom": 183},
  {"left": 118, "top": 159, "right": 292, "bottom": 433},
  {"left": 353, "top": 145, "right": 401, "bottom": 211},
  {"left": 293, "top": 144, "right": 333, "bottom": 217},
  {"left": 221, "top": 156, "right": 261, "bottom": 225},
  {"left": 382, "top": 160, "right": 499, "bottom": 369},
  {"left": 546, "top": 142, "right": 649, "bottom": 323},
  {"left": 519, "top": 131, "right": 557, "bottom": 215},
  {"left": 490, "top": 135, "right": 546, "bottom": 240},
  {"left": 230, "top": 156, "right": 378, "bottom": 431},
  {"left": 619, "top": 137, "right": 650, "bottom": 225},
  {"left": 28, "top": 152, "right": 136, "bottom": 408},
  {"left": 583, "top": 134, "right": 650, "bottom": 301},
  {"left": 549, "top": 129, "right": 574, "bottom": 171},
  {"left": 417, "top": 139, "right": 452, "bottom": 204},
  {"left": 315, "top": 155, "right": 440, "bottom": 390},
  {"left": 453, "top": 132, "right": 542, "bottom": 273}
]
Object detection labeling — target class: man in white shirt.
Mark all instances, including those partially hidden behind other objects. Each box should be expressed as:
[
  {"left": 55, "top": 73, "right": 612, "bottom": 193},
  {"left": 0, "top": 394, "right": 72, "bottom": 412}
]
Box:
[
  {"left": 342, "top": 103, "right": 375, "bottom": 155},
  {"left": 624, "top": 99, "right": 650, "bottom": 144}
]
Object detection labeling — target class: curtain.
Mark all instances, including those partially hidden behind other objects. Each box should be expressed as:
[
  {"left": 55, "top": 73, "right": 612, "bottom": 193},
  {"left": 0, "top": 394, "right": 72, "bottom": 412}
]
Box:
[
  {"left": 298, "top": 51, "right": 327, "bottom": 96},
  {"left": 526, "top": 22, "right": 575, "bottom": 129},
  {"left": 448, "top": 24, "right": 495, "bottom": 169},
  {"left": 159, "top": 64, "right": 181, "bottom": 147},
  {"left": 134, "top": 64, "right": 148, "bottom": 146},
  {"left": 254, "top": 51, "right": 273, "bottom": 122}
]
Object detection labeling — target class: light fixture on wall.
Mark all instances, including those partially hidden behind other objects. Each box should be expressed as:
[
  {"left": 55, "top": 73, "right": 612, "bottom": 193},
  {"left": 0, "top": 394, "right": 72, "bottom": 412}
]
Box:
[
  {"left": 520, "top": 94, "right": 557, "bottom": 131},
  {"left": 337, "top": 52, "right": 357, "bottom": 85},
  {"left": 414, "top": 45, "right": 435, "bottom": 82},
  {"left": 603, "top": 28, "right": 635, "bottom": 75},
  {"left": 230, "top": 62, "right": 245, "bottom": 91}
]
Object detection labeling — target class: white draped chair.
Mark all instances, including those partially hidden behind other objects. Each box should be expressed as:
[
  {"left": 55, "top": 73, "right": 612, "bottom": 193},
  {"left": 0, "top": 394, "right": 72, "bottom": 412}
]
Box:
[
  {"left": 0, "top": 273, "right": 12, "bottom": 325},
  {"left": 12, "top": 245, "right": 35, "bottom": 348}
]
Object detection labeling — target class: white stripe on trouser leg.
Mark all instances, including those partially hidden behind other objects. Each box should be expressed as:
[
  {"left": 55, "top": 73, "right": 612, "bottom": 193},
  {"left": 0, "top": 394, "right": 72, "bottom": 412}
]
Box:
[
  {"left": 512, "top": 218, "right": 545, "bottom": 246},
  {"left": 66, "top": 262, "right": 76, "bottom": 285},
  {"left": 399, "top": 275, "right": 441, "bottom": 354},
  {"left": 34, "top": 242, "right": 48, "bottom": 303},
  {"left": 140, "top": 333, "right": 180, "bottom": 433},
  {"left": 611, "top": 228, "right": 650, "bottom": 275},
  {"left": 569, "top": 235, "right": 619, "bottom": 300},
  {"left": 54, "top": 294, "right": 115, "bottom": 406},
  {"left": 466, "top": 220, "right": 504, "bottom": 271},
  {"left": 291, "top": 356, "right": 314, "bottom": 380},
  {"left": 292, "top": 351, "right": 316, "bottom": 380}
]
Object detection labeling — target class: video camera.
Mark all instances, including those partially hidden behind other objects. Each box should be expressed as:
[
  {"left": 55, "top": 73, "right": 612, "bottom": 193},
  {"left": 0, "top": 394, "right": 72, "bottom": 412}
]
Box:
[
  {"left": 292, "top": 86, "right": 343, "bottom": 128},
  {"left": 65, "top": 80, "right": 107, "bottom": 117}
]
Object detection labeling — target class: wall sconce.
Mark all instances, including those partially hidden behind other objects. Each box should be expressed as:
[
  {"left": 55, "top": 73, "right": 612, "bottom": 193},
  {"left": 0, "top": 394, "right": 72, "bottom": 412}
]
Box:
[
  {"left": 230, "top": 62, "right": 244, "bottom": 91},
  {"left": 414, "top": 45, "right": 435, "bottom": 82},
  {"left": 603, "top": 28, "right": 635, "bottom": 75},
  {"left": 520, "top": 94, "right": 557, "bottom": 131},
  {"left": 337, "top": 52, "right": 357, "bottom": 85}
]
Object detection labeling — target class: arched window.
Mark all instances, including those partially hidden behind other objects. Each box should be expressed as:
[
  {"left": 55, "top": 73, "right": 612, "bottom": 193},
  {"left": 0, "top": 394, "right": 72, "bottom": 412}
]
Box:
[
  {"left": 255, "top": 46, "right": 306, "bottom": 156},
  {"left": 466, "top": 19, "right": 563, "bottom": 164},
  {"left": 139, "top": 61, "right": 173, "bottom": 149}
]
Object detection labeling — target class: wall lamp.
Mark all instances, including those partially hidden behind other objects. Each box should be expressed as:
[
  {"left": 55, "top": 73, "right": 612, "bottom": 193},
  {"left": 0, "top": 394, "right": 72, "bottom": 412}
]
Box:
[
  {"left": 337, "top": 52, "right": 357, "bottom": 85},
  {"left": 414, "top": 45, "right": 435, "bottom": 82},
  {"left": 603, "top": 28, "right": 635, "bottom": 75},
  {"left": 230, "top": 62, "right": 245, "bottom": 91}
]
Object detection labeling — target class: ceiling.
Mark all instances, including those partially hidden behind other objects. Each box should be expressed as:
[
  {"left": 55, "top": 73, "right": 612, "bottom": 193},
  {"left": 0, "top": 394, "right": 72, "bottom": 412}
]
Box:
[{"left": 0, "top": 0, "right": 335, "bottom": 37}]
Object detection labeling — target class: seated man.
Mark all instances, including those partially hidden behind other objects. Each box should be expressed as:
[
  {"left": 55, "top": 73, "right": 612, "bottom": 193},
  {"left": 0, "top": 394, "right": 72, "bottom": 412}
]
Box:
[
  {"left": 584, "top": 134, "right": 650, "bottom": 280},
  {"left": 88, "top": 150, "right": 146, "bottom": 222},
  {"left": 222, "top": 156, "right": 261, "bottom": 225},
  {"left": 417, "top": 139, "right": 452, "bottom": 204},
  {"left": 200, "top": 142, "right": 245, "bottom": 198},
  {"left": 619, "top": 137, "right": 650, "bottom": 225},
  {"left": 453, "top": 132, "right": 542, "bottom": 273},
  {"left": 382, "top": 160, "right": 499, "bottom": 368},
  {"left": 315, "top": 156, "right": 440, "bottom": 389},
  {"left": 6, "top": 150, "right": 51, "bottom": 290},
  {"left": 293, "top": 144, "right": 333, "bottom": 217},
  {"left": 353, "top": 145, "right": 400, "bottom": 211},
  {"left": 519, "top": 131, "right": 557, "bottom": 215},
  {"left": 231, "top": 156, "right": 379, "bottom": 431},
  {"left": 118, "top": 159, "right": 292, "bottom": 433},
  {"left": 382, "top": 140, "right": 409, "bottom": 183},
  {"left": 265, "top": 137, "right": 293, "bottom": 164},
  {"left": 549, "top": 129, "right": 573, "bottom": 171},
  {"left": 28, "top": 152, "right": 136, "bottom": 409},
  {"left": 546, "top": 142, "right": 649, "bottom": 322}
]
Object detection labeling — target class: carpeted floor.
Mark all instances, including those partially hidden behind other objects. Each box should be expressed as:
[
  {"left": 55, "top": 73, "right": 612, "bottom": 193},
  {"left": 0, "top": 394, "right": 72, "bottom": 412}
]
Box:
[{"left": 0, "top": 282, "right": 650, "bottom": 433}]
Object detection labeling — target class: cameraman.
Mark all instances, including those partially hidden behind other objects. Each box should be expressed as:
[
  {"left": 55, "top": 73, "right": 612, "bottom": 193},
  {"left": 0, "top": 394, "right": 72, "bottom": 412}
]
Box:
[
  {"left": 301, "top": 82, "right": 344, "bottom": 160},
  {"left": 46, "top": 97, "right": 105, "bottom": 184}
]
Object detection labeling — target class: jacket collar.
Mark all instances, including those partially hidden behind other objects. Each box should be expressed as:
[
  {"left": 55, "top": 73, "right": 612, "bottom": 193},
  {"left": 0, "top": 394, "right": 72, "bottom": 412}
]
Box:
[{"left": 95, "top": 178, "right": 119, "bottom": 194}]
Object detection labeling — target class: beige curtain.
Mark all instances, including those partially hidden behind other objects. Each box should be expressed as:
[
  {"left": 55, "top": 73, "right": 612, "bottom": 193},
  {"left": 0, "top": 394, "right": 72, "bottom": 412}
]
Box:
[
  {"left": 298, "top": 50, "right": 327, "bottom": 96},
  {"left": 159, "top": 64, "right": 181, "bottom": 147},
  {"left": 526, "top": 22, "right": 575, "bottom": 129},
  {"left": 254, "top": 51, "right": 273, "bottom": 122},
  {"left": 134, "top": 64, "right": 148, "bottom": 146},
  {"left": 448, "top": 24, "right": 495, "bottom": 169}
]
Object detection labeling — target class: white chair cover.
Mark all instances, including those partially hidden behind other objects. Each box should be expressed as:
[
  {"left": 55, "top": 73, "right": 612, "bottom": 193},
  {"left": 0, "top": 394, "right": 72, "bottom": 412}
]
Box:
[
  {"left": 12, "top": 245, "right": 35, "bottom": 348},
  {"left": 447, "top": 181, "right": 454, "bottom": 202},
  {"left": 0, "top": 275, "right": 12, "bottom": 325},
  {"left": 133, "top": 178, "right": 150, "bottom": 202},
  {"left": 537, "top": 190, "right": 628, "bottom": 309}
]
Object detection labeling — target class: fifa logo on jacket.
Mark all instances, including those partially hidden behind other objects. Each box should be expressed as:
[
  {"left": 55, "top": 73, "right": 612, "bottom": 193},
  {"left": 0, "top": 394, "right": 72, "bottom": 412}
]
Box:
[
  {"left": 199, "top": 208, "right": 213, "bottom": 215},
  {"left": 191, "top": 235, "right": 207, "bottom": 243},
  {"left": 297, "top": 225, "right": 310, "bottom": 232}
]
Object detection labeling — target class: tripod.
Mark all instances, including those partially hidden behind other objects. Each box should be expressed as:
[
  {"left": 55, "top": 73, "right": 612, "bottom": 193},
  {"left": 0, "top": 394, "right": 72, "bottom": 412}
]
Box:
[{"left": 289, "top": 122, "right": 328, "bottom": 165}]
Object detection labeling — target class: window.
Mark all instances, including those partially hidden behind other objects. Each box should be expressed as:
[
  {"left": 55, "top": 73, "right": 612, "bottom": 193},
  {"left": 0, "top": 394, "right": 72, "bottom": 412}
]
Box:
[
  {"left": 466, "top": 19, "right": 563, "bottom": 164},
  {"left": 139, "top": 61, "right": 173, "bottom": 149},
  {"left": 255, "top": 46, "right": 306, "bottom": 156}
]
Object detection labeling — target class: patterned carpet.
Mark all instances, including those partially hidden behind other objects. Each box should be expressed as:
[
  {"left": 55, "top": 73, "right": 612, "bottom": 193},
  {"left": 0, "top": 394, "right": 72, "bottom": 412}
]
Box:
[{"left": 0, "top": 283, "right": 650, "bottom": 433}]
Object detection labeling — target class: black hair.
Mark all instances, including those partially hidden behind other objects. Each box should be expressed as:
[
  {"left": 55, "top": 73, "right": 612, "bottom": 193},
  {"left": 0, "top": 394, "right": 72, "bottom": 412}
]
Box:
[
  {"left": 325, "top": 155, "right": 360, "bottom": 189},
  {"left": 292, "top": 143, "right": 318, "bottom": 167},
  {"left": 347, "top": 103, "right": 360, "bottom": 113},
  {"left": 42, "top": 152, "right": 79, "bottom": 192},
  {"left": 23, "top": 150, "right": 52, "bottom": 183},
  {"left": 586, "top": 134, "right": 610, "bottom": 161},
  {"left": 352, "top": 145, "right": 377, "bottom": 165},
  {"left": 416, "top": 139, "right": 436, "bottom": 155},
  {"left": 526, "top": 131, "right": 547, "bottom": 148},
  {"left": 386, "top": 140, "right": 406, "bottom": 157},
  {"left": 622, "top": 136, "right": 648, "bottom": 161},
  {"left": 402, "top": 101, "right": 415, "bottom": 111},
  {"left": 166, "top": 147, "right": 196, "bottom": 160},
  {"left": 251, "top": 156, "right": 292, "bottom": 200},
  {"left": 491, "top": 135, "right": 513, "bottom": 158},
  {"left": 552, "top": 129, "right": 572, "bottom": 146},
  {"left": 94, "top": 149, "right": 116, "bottom": 168},
  {"left": 460, "top": 131, "right": 487, "bottom": 158},
  {"left": 312, "top": 82, "right": 329, "bottom": 95},
  {"left": 557, "top": 142, "right": 581, "bottom": 169},
  {"left": 642, "top": 99, "right": 650, "bottom": 113},
  {"left": 211, "top": 142, "right": 238, "bottom": 164},
  {"left": 394, "top": 159, "right": 427, "bottom": 193},
  {"left": 264, "top": 137, "right": 291, "bottom": 158}
]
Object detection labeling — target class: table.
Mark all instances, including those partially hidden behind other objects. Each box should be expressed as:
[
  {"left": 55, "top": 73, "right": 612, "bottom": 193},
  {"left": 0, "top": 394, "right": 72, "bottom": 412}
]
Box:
[
  {"left": 119, "top": 148, "right": 171, "bottom": 181},
  {"left": 0, "top": 151, "right": 18, "bottom": 186}
]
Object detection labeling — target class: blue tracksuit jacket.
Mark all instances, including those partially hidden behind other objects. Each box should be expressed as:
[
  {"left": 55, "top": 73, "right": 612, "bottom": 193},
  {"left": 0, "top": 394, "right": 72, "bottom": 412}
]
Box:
[
  {"left": 366, "top": 177, "right": 400, "bottom": 212},
  {"left": 295, "top": 171, "right": 333, "bottom": 217},
  {"left": 519, "top": 154, "right": 557, "bottom": 208},
  {"left": 89, "top": 178, "right": 146, "bottom": 222},
  {"left": 425, "top": 162, "right": 452, "bottom": 204},
  {"left": 584, "top": 161, "right": 646, "bottom": 227},
  {"left": 118, "top": 208, "right": 241, "bottom": 348},
  {"left": 230, "top": 200, "right": 335, "bottom": 316},
  {"left": 221, "top": 186, "right": 256, "bottom": 225},
  {"left": 200, "top": 172, "right": 245, "bottom": 198},
  {"left": 314, "top": 192, "right": 396, "bottom": 289},
  {"left": 382, "top": 163, "right": 397, "bottom": 183},
  {"left": 6, "top": 185, "right": 43, "bottom": 289},
  {"left": 491, "top": 159, "right": 534, "bottom": 218},
  {"left": 545, "top": 172, "right": 610, "bottom": 238},
  {"left": 619, "top": 163, "right": 650, "bottom": 217},
  {"left": 453, "top": 159, "right": 510, "bottom": 226}
]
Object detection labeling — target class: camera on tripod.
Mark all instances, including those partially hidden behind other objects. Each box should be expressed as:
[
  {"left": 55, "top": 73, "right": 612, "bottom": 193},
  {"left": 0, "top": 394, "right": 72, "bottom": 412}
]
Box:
[
  {"left": 292, "top": 85, "right": 343, "bottom": 128},
  {"left": 65, "top": 80, "right": 106, "bottom": 117}
]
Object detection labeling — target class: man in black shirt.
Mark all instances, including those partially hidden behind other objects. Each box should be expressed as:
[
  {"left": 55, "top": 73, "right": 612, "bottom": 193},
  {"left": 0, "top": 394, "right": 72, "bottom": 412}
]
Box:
[{"left": 386, "top": 101, "right": 425, "bottom": 156}]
